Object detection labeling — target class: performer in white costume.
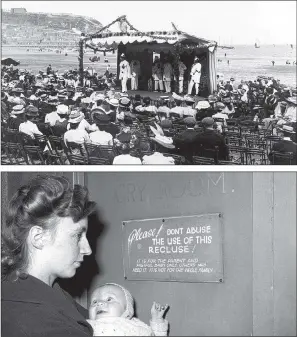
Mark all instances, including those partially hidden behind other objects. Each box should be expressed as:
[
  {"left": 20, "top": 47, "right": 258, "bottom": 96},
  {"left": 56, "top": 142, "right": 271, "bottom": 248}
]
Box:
[
  {"left": 163, "top": 58, "right": 173, "bottom": 93},
  {"left": 119, "top": 53, "right": 131, "bottom": 93},
  {"left": 130, "top": 59, "right": 141, "bottom": 90},
  {"left": 188, "top": 56, "right": 202, "bottom": 96},
  {"left": 152, "top": 56, "right": 164, "bottom": 92},
  {"left": 174, "top": 60, "right": 187, "bottom": 94}
]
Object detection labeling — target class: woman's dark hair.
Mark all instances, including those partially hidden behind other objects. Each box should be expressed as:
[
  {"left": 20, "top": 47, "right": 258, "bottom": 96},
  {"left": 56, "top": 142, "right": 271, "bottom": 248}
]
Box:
[
  {"left": 69, "top": 122, "right": 80, "bottom": 130},
  {"left": 1, "top": 175, "right": 96, "bottom": 280}
]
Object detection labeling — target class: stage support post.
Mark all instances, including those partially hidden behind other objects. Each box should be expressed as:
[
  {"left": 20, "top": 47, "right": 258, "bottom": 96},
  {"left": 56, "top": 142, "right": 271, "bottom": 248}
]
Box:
[
  {"left": 173, "top": 44, "right": 181, "bottom": 93},
  {"left": 79, "top": 36, "right": 85, "bottom": 87}
]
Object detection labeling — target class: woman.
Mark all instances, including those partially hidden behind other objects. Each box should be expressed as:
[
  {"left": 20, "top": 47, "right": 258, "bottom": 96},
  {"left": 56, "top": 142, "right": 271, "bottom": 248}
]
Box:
[
  {"left": 1, "top": 175, "right": 96, "bottom": 337},
  {"left": 64, "top": 110, "right": 91, "bottom": 155}
]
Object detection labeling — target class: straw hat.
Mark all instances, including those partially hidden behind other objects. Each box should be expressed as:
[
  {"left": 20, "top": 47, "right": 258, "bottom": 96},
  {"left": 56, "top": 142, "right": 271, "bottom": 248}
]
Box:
[
  {"left": 196, "top": 101, "right": 210, "bottom": 110},
  {"left": 68, "top": 110, "right": 84, "bottom": 124},
  {"left": 107, "top": 98, "right": 119, "bottom": 107},
  {"left": 57, "top": 104, "right": 69, "bottom": 115},
  {"left": 11, "top": 105, "right": 25, "bottom": 115}
]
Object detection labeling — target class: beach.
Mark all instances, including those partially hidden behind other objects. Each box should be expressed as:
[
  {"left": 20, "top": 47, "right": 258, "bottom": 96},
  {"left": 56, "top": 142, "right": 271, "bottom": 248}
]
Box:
[
  {"left": 216, "top": 44, "right": 296, "bottom": 87},
  {"left": 2, "top": 44, "right": 296, "bottom": 87}
]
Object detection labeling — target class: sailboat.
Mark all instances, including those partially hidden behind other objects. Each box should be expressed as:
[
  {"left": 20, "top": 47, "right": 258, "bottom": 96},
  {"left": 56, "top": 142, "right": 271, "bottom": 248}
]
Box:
[{"left": 255, "top": 38, "right": 260, "bottom": 48}]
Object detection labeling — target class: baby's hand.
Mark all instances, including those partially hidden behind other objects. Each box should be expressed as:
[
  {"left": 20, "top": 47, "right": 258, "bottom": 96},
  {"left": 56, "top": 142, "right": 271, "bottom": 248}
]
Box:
[{"left": 151, "top": 301, "right": 169, "bottom": 321}]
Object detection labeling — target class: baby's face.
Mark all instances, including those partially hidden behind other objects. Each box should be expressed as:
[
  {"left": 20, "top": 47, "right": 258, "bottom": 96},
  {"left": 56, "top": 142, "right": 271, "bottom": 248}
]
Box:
[{"left": 89, "top": 285, "right": 126, "bottom": 320}]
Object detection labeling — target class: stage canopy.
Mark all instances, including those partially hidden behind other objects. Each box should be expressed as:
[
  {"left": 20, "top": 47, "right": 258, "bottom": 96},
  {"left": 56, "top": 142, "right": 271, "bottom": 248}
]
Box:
[{"left": 79, "top": 15, "right": 218, "bottom": 94}]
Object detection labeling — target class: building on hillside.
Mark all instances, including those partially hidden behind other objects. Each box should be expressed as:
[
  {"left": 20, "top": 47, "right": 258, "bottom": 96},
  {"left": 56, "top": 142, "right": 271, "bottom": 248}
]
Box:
[{"left": 11, "top": 8, "right": 27, "bottom": 14}]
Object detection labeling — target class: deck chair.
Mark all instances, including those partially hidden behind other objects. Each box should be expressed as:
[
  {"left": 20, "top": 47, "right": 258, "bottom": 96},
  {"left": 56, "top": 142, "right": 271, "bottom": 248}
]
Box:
[
  {"left": 97, "top": 145, "right": 118, "bottom": 164},
  {"left": 47, "top": 135, "right": 66, "bottom": 165},
  {"left": 85, "top": 143, "right": 101, "bottom": 158},
  {"left": 88, "top": 157, "right": 110, "bottom": 165},
  {"left": 270, "top": 151, "right": 295, "bottom": 165},
  {"left": 245, "top": 148, "right": 267, "bottom": 165},
  {"left": 3, "top": 142, "right": 28, "bottom": 165},
  {"left": 265, "top": 135, "right": 282, "bottom": 154},
  {"left": 23, "top": 145, "right": 46, "bottom": 165},
  {"left": 162, "top": 153, "right": 186, "bottom": 165},
  {"left": 217, "top": 160, "right": 241, "bottom": 165},
  {"left": 68, "top": 154, "right": 88, "bottom": 165},
  {"left": 192, "top": 156, "right": 215, "bottom": 165},
  {"left": 227, "top": 145, "right": 247, "bottom": 164}
]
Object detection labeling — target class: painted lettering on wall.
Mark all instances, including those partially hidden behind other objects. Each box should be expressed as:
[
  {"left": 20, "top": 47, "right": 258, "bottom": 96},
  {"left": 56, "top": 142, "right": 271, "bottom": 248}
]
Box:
[{"left": 115, "top": 173, "right": 226, "bottom": 204}]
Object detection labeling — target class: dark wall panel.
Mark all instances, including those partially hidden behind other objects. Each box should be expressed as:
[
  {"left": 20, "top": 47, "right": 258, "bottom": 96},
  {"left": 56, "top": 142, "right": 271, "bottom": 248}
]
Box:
[{"left": 86, "top": 172, "right": 253, "bottom": 336}]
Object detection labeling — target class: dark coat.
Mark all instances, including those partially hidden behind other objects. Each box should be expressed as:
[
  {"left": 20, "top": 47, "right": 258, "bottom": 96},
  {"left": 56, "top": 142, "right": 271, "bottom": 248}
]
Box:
[
  {"left": 173, "top": 129, "right": 200, "bottom": 162},
  {"left": 7, "top": 116, "right": 23, "bottom": 130},
  {"left": 193, "top": 129, "right": 229, "bottom": 160},
  {"left": 52, "top": 119, "right": 68, "bottom": 137},
  {"left": 269, "top": 140, "right": 297, "bottom": 164},
  {"left": 1, "top": 274, "right": 93, "bottom": 337}
]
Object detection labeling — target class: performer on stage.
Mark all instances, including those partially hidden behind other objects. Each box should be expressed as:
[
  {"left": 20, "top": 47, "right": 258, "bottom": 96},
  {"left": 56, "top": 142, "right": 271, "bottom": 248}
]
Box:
[
  {"left": 163, "top": 57, "right": 173, "bottom": 93},
  {"left": 130, "top": 59, "right": 141, "bottom": 90},
  {"left": 188, "top": 56, "right": 202, "bottom": 96},
  {"left": 152, "top": 56, "right": 164, "bottom": 92},
  {"left": 174, "top": 60, "right": 187, "bottom": 94},
  {"left": 119, "top": 53, "right": 131, "bottom": 93}
]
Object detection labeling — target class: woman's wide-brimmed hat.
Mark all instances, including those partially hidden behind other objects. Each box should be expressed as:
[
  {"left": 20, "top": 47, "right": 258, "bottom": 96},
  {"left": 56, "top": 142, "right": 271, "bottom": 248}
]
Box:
[
  {"left": 150, "top": 134, "right": 175, "bottom": 149},
  {"left": 107, "top": 98, "right": 119, "bottom": 107},
  {"left": 68, "top": 110, "right": 84, "bottom": 124},
  {"left": 184, "top": 96, "right": 195, "bottom": 104},
  {"left": 172, "top": 92, "right": 184, "bottom": 102},
  {"left": 119, "top": 97, "right": 131, "bottom": 107},
  {"left": 277, "top": 124, "right": 296, "bottom": 134}
]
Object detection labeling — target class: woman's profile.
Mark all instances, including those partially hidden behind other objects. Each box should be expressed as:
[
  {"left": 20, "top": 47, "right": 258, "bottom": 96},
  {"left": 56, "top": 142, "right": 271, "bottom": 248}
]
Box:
[{"left": 1, "top": 175, "right": 96, "bottom": 337}]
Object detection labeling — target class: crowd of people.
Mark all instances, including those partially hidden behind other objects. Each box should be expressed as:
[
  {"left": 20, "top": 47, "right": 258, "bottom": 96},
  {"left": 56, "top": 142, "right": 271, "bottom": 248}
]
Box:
[{"left": 1, "top": 63, "right": 296, "bottom": 165}]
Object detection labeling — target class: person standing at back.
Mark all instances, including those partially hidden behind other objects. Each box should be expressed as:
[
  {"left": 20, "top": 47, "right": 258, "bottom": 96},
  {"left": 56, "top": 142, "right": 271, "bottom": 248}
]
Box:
[
  {"left": 163, "top": 57, "right": 173, "bottom": 93},
  {"left": 119, "top": 54, "right": 131, "bottom": 93},
  {"left": 188, "top": 56, "right": 202, "bottom": 96},
  {"left": 130, "top": 59, "right": 141, "bottom": 91}
]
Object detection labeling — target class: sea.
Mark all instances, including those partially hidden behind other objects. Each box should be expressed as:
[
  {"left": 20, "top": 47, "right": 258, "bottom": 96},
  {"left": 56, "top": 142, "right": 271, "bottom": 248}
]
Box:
[
  {"left": 2, "top": 44, "right": 297, "bottom": 87},
  {"left": 216, "top": 44, "right": 296, "bottom": 87}
]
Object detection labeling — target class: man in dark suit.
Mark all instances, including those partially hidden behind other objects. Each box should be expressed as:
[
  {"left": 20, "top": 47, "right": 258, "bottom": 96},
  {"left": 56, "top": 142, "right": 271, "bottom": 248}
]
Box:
[
  {"left": 193, "top": 117, "right": 229, "bottom": 162},
  {"left": 268, "top": 125, "right": 297, "bottom": 165},
  {"left": 173, "top": 117, "right": 199, "bottom": 163}
]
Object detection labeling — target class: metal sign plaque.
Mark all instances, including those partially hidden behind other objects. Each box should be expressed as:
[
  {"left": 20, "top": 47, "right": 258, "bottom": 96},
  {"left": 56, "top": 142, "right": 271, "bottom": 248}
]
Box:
[{"left": 122, "top": 213, "right": 223, "bottom": 282}]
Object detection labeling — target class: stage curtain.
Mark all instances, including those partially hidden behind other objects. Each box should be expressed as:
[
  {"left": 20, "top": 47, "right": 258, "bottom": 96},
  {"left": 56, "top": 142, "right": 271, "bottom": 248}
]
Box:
[{"left": 208, "top": 47, "right": 217, "bottom": 94}]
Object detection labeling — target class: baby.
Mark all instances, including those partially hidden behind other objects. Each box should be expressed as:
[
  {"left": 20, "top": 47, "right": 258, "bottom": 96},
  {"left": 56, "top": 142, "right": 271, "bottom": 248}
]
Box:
[{"left": 87, "top": 283, "right": 169, "bottom": 336}]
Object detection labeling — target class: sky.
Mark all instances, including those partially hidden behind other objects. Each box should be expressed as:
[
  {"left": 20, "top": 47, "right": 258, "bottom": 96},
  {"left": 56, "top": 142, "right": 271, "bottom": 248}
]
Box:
[{"left": 2, "top": 1, "right": 297, "bottom": 45}]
